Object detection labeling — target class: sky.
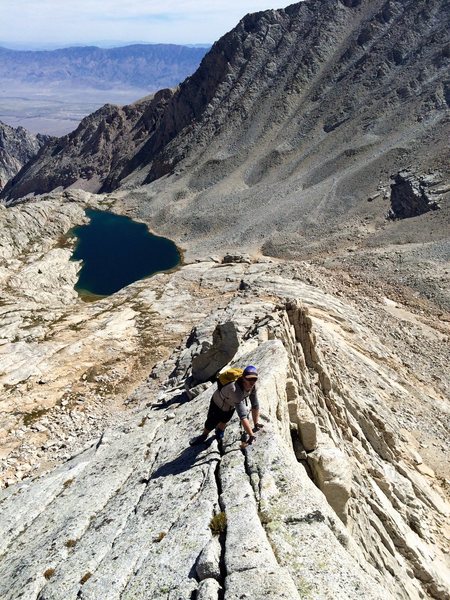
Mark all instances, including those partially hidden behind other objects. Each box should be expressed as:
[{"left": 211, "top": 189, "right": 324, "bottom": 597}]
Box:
[{"left": 0, "top": 1, "right": 286, "bottom": 48}]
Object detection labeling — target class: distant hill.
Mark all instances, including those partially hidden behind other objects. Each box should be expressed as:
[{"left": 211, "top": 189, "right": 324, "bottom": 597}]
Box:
[{"left": 0, "top": 44, "right": 208, "bottom": 90}]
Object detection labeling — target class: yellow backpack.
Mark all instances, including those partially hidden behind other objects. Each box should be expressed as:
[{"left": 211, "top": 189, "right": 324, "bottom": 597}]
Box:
[{"left": 217, "top": 367, "right": 244, "bottom": 389}]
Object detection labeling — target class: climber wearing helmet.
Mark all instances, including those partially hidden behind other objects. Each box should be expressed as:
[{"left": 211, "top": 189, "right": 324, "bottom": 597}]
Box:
[{"left": 189, "top": 365, "right": 263, "bottom": 447}]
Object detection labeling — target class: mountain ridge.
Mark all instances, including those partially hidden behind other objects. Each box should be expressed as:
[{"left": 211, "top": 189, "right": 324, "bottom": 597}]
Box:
[
  {"left": 0, "top": 121, "right": 51, "bottom": 191},
  {"left": 0, "top": 194, "right": 449, "bottom": 599},
  {"left": 3, "top": 0, "right": 448, "bottom": 230},
  {"left": 0, "top": 2, "right": 449, "bottom": 597}
]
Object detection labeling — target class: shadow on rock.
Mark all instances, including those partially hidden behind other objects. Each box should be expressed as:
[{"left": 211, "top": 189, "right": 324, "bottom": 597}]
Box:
[
  {"left": 150, "top": 392, "right": 189, "bottom": 410},
  {"left": 151, "top": 437, "right": 217, "bottom": 479}
]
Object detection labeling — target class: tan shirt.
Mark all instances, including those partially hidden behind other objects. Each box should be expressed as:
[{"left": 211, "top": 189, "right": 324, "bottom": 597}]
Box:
[{"left": 212, "top": 379, "right": 259, "bottom": 419}]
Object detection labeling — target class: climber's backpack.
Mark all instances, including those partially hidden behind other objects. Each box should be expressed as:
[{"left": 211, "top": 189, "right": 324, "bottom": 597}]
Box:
[{"left": 217, "top": 367, "right": 244, "bottom": 390}]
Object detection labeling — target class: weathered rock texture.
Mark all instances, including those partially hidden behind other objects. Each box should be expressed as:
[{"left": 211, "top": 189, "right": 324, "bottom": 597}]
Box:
[
  {"left": 0, "top": 120, "right": 50, "bottom": 191},
  {"left": 0, "top": 198, "right": 449, "bottom": 599},
  {"left": 1, "top": 91, "right": 175, "bottom": 200},
  {"left": 0, "top": 2, "right": 449, "bottom": 598},
  {"left": 191, "top": 321, "right": 240, "bottom": 383},
  {"left": 3, "top": 0, "right": 449, "bottom": 265},
  {"left": 389, "top": 170, "right": 444, "bottom": 219}
]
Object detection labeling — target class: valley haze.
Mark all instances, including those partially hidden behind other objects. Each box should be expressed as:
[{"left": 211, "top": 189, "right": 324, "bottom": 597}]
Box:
[{"left": 0, "top": 44, "right": 208, "bottom": 135}]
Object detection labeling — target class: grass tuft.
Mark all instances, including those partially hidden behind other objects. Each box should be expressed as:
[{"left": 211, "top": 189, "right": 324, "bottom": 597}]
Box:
[
  {"left": 153, "top": 531, "right": 166, "bottom": 542},
  {"left": 43, "top": 568, "right": 55, "bottom": 580},
  {"left": 80, "top": 572, "right": 92, "bottom": 585},
  {"left": 209, "top": 511, "right": 227, "bottom": 535}
]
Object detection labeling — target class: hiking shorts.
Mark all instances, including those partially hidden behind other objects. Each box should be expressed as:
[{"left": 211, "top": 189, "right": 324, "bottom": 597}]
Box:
[{"left": 205, "top": 400, "right": 234, "bottom": 431}]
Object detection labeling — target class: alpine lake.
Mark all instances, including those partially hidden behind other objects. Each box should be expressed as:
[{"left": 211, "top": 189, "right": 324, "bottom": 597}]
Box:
[{"left": 70, "top": 209, "right": 181, "bottom": 299}]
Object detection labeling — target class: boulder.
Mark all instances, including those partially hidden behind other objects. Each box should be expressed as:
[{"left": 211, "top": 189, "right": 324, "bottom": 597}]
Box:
[
  {"left": 287, "top": 396, "right": 318, "bottom": 452},
  {"left": 308, "top": 447, "right": 352, "bottom": 524},
  {"left": 196, "top": 537, "right": 221, "bottom": 581},
  {"left": 389, "top": 171, "right": 441, "bottom": 219},
  {"left": 191, "top": 322, "right": 239, "bottom": 383},
  {"left": 197, "top": 578, "right": 221, "bottom": 600},
  {"left": 297, "top": 405, "right": 318, "bottom": 451},
  {"left": 186, "top": 382, "right": 212, "bottom": 400},
  {"left": 222, "top": 254, "right": 252, "bottom": 264}
]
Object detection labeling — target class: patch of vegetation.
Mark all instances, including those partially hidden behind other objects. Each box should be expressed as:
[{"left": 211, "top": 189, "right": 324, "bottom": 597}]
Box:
[
  {"left": 54, "top": 232, "right": 74, "bottom": 250},
  {"left": 138, "top": 416, "right": 148, "bottom": 428},
  {"left": 258, "top": 510, "right": 272, "bottom": 525},
  {"left": 65, "top": 539, "right": 77, "bottom": 548},
  {"left": 23, "top": 407, "right": 50, "bottom": 427},
  {"left": 437, "top": 475, "right": 449, "bottom": 491},
  {"left": 174, "top": 189, "right": 188, "bottom": 201},
  {"left": 297, "top": 576, "right": 313, "bottom": 598},
  {"left": 80, "top": 572, "right": 92, "bottom": 585},
  {"left": 82, "top": 365, "right": 102, "bottom": 383},
  {"left": 209, "top": 511, "right": 227, "bottom": 535},
  {"left": 153, "top": 531, "right": 166, "bottom": 542},
  {"left": 63, "top": 478, "right": 74, "bottom": 489},
  {"left": 43, "top": 568, "right": 55, "bottom": 580}
]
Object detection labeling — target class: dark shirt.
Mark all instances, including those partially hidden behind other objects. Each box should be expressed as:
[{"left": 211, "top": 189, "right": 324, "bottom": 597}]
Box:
[{"left": 212, "top": 379, "right": 259, "bottom": 419}]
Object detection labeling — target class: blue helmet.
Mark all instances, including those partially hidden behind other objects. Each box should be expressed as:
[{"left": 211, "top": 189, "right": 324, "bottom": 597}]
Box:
[{"left": 243, "top": 365, "right": 258, "bottom": 379}]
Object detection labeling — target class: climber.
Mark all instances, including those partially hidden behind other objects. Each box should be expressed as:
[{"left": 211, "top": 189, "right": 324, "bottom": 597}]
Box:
[{"left": 189, "top": 365, "right": 263, "bottom": 447}]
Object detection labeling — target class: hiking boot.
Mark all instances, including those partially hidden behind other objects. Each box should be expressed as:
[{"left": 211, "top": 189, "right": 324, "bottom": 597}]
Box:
[
  {"left": 189, "top": 433, "right": 208, "bottom": 446},
  {"left": 215, "top": 428, "right": 225, "bottom": 441}
]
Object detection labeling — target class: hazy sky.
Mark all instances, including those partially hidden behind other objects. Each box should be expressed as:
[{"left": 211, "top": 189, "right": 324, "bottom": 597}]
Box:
[{"left": 0, "top": 1, "right": 286, "bottom": 47}]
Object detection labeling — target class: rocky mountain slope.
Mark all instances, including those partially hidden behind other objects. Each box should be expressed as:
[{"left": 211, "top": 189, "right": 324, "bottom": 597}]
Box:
[
  {"left": 0, "top": 44, "right": 207, "bottom": 90},
  {"left": 3, "top": 0, "right": 449, "bottom": 250},
  {"left": 0, "top": 195, "right": 449, "bottom": 599},
  {"left": 1, "top": 91, "right": 175, "bottom": 197},
  {"left": 0, "top": 1, "right": 449, "bottom": 599},
  {"left": 0, "top": 120, "right": 50, "bottom": 191}
]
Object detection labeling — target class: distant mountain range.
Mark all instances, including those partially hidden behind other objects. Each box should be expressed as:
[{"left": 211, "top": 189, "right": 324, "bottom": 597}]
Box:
[
  {"left": 0, "top": 41, "right": 211, "bottom": 51},
  {"left": 0, "top": 44, "right": 209, "bottom": 90}
]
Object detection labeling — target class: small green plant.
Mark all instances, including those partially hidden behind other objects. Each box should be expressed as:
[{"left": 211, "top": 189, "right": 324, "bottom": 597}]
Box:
[
  {"left": 297, "top": 576, "right": 313, "bottom": 598},
  {"left": 43, "top": 568, "right": 55, "bottom": 580},
  {"left": 23, "top": 407, "right": 50, "bottom": 427},
  {"left": 258, "top": 510, "right": 272, "bottom": 525},
  {"left": 209, "top": 512, "right": 227, "bottom": 535},
  {"left": 174, "top": 189, "right": 188, "bottom": 201},
  {"left": 80, "top": 572, "right": 92, "bottom": 585}
]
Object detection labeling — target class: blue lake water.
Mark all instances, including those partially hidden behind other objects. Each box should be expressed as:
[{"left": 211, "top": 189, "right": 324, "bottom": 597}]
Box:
[{"left": 71, "top": 209, "right": 180, "bottom": 297}]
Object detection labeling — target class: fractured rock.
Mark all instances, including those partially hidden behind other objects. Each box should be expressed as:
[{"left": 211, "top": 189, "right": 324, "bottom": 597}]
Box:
[
  {"left": 389, "top": 171, "right": 442, "bottom": 219},
  {"left": 191, "top": 321, "right": 239, "bottom": 383},
  {"left": 197, "top": 578, "right": 221, "bottom": 600},
  {"left": 308, "top": 447, "right": 353, "bottom": 524},
  {"left": 196, "top": 537, "right": 221, "bottom": 581}
]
